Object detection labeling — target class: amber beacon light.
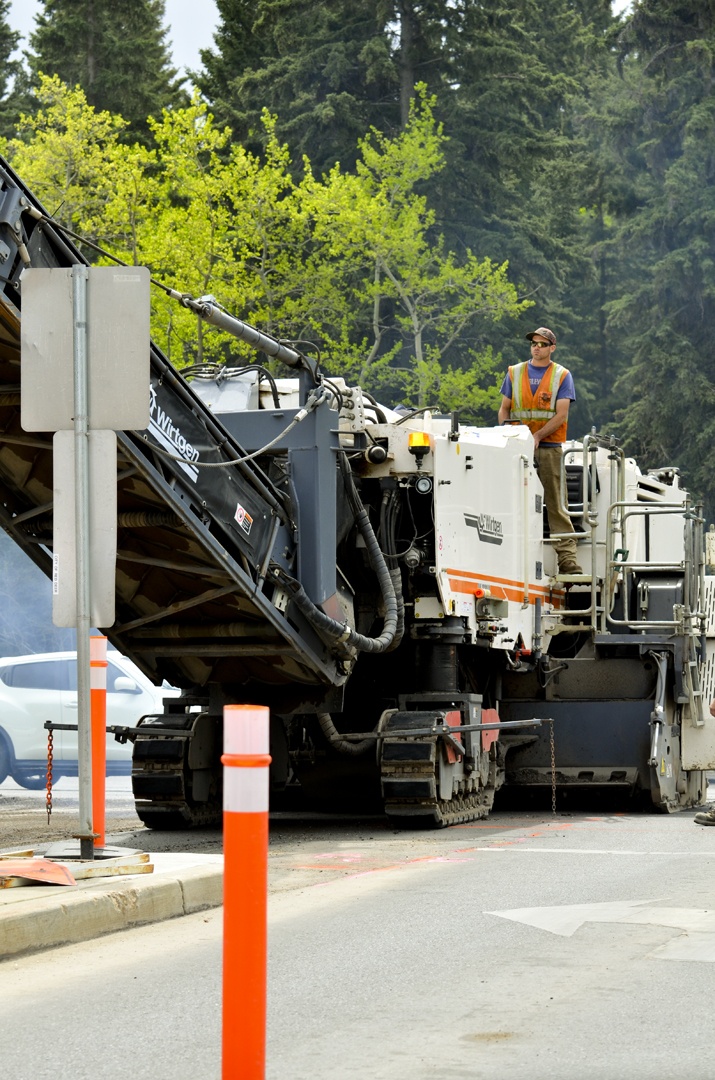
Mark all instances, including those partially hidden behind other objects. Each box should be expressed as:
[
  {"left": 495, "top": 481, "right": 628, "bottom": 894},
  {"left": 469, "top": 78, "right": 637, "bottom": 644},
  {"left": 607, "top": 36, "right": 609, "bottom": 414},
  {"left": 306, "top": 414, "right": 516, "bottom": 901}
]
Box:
[{"left": 408, "top": 431, "right": 431, "bottom": 468}]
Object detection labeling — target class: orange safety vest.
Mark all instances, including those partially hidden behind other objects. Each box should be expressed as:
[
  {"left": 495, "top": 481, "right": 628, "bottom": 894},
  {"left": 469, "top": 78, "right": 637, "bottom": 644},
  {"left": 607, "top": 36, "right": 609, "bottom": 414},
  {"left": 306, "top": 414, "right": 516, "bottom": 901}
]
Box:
[{"left": 508, "top": 361, "right": 569, "bottom": 444}]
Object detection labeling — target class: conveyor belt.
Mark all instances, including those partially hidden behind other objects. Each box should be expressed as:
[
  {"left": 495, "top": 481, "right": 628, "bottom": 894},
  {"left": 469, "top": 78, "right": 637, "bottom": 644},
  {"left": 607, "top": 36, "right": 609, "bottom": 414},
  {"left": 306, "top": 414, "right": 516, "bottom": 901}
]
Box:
[{"left": 0, "top": 156, "right": 342, "bottom": 697}]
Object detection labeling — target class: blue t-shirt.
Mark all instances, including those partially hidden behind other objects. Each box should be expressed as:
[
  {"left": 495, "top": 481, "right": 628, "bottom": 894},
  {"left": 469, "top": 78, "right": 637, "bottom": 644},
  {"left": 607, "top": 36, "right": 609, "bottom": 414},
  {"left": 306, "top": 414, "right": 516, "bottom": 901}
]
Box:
[{"left": 500, "top": 361, "right": 575, "bottom": 447}]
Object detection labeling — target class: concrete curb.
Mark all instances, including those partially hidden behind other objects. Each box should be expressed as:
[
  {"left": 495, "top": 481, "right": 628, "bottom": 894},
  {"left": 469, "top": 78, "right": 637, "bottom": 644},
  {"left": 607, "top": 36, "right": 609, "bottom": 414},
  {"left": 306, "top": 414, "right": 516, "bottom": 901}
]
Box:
[{"left": 0, "top": 862, "right": 224, "bottom": 959}]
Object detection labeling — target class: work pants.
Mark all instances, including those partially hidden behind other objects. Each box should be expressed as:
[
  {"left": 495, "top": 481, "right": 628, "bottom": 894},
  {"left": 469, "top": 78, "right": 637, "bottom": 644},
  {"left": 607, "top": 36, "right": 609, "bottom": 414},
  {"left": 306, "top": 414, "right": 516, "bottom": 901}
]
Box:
[{"left": 535, "top": 446, "right": 579, "bottom": 569}]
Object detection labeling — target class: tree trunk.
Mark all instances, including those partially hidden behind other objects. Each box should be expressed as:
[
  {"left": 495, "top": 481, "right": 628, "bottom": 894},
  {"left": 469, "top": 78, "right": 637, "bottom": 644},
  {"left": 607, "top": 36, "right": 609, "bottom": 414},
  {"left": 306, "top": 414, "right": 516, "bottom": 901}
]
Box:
[
  {"left": 397, "top": 0, "right": 417, "bottom": 128},
  {"left": 86, "top": 0, "right": 97, "bottom": 91}
]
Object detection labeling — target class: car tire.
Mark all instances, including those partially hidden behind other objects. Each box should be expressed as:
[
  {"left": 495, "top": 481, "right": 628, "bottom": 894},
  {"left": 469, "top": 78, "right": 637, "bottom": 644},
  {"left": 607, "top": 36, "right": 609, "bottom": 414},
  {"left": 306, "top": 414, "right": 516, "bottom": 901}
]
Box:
[
  {"left": 13, "top": 767, "right": 48, "bottom": 790},
  {"left": 0, "top": 737, "right": 10, "bottom": 784}
]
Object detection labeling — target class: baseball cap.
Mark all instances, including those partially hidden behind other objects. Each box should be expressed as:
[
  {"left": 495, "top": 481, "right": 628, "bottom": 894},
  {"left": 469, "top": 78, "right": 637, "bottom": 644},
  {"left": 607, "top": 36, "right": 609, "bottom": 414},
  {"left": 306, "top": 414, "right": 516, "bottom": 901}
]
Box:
[{"left": 525, "top": 327, "right": 556, "bottom": 344}]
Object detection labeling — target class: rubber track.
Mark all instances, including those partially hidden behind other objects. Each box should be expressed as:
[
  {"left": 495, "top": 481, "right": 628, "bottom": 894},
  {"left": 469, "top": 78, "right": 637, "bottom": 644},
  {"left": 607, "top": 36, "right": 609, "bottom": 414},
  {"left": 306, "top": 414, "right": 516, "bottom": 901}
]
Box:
[
  {"left": 382, "top": 742, "right": 497, "bottom": 828},
  {"left": 132, "top": 721, "right": 222, "bottom": 829}
]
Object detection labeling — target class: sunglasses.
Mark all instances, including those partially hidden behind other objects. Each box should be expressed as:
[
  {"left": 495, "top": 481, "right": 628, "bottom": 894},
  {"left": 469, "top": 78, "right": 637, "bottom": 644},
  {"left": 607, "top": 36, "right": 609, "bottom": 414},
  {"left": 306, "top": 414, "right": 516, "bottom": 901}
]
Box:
[{"left": 530, "top": 340, "right": 552, "bottom": 348}]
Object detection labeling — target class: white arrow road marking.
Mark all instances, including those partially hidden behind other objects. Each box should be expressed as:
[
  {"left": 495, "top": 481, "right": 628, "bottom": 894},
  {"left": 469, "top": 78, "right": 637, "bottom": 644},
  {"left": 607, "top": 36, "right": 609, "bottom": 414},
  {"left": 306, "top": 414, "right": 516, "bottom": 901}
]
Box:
[
  {"left": 486, "top": 900, "right": 715, "bottom": 961},
  {"left": 486, "top": 899, "right": 662, "bottom": 937}
]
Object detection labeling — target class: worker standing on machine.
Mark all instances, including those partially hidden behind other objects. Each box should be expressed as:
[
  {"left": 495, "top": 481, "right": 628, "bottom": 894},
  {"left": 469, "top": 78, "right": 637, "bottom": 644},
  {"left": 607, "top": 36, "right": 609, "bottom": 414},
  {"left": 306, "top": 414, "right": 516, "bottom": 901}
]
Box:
[{"left": 498, "top": 326, "right": 582, "bottom": 575}]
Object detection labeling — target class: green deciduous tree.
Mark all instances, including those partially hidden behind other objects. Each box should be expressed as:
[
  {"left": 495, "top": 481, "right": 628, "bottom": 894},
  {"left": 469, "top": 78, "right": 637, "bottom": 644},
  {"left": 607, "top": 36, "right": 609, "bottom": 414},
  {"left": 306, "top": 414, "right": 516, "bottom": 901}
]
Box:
[
  {"left": 2, "top": 73, "right": 129, "bottom": 232},
  {"left": 3, "top": 79, "right": 526, "bottom": 418},
  {"left": 194, "top": 0, "right": 622, "bottom": 430},
  {"left": 300, "top": 92, "right": 528, "bottom": 410}
]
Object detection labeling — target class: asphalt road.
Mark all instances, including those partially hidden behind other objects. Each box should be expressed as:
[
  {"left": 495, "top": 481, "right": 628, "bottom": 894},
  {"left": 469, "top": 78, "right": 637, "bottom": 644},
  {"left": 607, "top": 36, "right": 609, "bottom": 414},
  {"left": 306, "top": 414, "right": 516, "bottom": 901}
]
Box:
[{"left": 2, "top": 800, "right": 715, "bottom": 1079}]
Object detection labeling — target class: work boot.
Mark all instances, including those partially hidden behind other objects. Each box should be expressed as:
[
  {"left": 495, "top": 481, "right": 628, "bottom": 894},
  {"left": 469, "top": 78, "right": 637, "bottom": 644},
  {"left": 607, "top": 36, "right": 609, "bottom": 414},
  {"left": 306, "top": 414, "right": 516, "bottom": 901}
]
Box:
[
  {"left": 694, "top": 806, "right": 715, "bottom": 825},
  {"left": 558, "top": 560, "right": 583, "bottom": 575}
]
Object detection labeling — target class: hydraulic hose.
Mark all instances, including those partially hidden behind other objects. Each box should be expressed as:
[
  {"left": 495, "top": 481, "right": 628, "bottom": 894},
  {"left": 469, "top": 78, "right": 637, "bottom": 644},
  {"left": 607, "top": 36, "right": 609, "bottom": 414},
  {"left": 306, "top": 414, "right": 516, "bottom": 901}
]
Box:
[
  {"left": 378, "top": 486, "right": 406, "bottom": 652},
  {"left": 317, "top": 712, "right": 374, "bottom": 755},
  {"left": 282, "top": 501, "right": 397, "bottom": 653},
  {"left": 387, "top": 566, "right": 406, "bottom": 653},
  {"left": 275, "top": 453, "right": 399, "bottom": 654}
]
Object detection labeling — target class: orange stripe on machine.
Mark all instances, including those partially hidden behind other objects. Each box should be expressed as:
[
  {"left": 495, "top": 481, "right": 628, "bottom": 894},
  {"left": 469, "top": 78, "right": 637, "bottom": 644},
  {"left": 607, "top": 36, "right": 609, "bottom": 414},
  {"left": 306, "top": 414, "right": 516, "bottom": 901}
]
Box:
[{"left": 445, "top": 567, "right": 563, "bottom": 608}]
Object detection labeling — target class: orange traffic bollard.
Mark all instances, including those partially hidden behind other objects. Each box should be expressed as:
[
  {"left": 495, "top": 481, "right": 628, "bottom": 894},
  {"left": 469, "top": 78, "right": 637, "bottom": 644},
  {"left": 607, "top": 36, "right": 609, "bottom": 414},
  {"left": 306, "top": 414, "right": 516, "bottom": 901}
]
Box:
[
  {"left": 222, "top": 704, "right": 271, "bottom": 1080},
  {"left": 90, "top": 635, "right": 107, "bottom": 849}
]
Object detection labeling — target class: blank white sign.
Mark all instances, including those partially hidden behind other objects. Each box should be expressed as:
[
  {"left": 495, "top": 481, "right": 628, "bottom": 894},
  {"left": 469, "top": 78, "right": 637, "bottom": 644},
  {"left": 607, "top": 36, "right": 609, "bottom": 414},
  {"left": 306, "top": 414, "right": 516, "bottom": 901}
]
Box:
[
  {"left": 21, "top": 266, "right": 151, "bottom": 432},
  {"left": 52, "top": 429, "right": 117, "bottom": 628}
]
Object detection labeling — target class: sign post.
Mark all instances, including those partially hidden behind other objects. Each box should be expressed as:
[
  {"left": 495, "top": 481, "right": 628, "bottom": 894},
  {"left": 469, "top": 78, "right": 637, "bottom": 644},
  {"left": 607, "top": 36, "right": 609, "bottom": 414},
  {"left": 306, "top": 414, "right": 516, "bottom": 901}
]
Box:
[
  {"left": 72, "top": 265, "right": 93, "bottom": 859},
  {"left": 21, "top": 265, "right": 151, "bottom": 859}
]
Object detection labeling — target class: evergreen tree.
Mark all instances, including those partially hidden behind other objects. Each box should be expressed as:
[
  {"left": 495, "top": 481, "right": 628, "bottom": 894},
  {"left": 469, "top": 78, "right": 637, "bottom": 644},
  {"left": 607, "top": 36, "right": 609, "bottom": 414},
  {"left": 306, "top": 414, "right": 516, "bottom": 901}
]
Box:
[
  {"left": 597, "top": 0, "right": 715, "bottom": 513},
  {"left": 434, "top": 1, "right": 615, "bottom": 291},
  {"left": 563, "top": 46, "right": 643, "bottom": 435},
  {"left": 25, "top": 0, "right": 186, "bottom": 140},
  {"left": 399, "top": 0, "right": 619, "bottom": 438},
  {"left": 196, "top": 0, "right": 399, "bottom": 172},
  {"left": 0, "top": 531, "right": 74, "bottom": 655},
  {"left": 0, "top": 0, "right": 22, "bottom": 138}
]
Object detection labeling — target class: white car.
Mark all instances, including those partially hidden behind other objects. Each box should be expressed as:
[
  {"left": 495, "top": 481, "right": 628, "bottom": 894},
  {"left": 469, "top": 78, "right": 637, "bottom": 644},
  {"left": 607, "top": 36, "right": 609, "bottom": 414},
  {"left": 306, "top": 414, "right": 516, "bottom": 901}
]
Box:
[{"left": 0, "top": 651, "right": 179, "bottom": 789}]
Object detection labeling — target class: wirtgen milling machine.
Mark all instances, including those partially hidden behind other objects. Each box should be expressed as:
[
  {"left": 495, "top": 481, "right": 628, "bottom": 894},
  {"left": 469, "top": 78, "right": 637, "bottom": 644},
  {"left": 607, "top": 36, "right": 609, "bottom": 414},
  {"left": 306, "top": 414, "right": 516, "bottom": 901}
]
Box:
[{"left": 0, "top": 157, "right": 712, "bottom": 828}]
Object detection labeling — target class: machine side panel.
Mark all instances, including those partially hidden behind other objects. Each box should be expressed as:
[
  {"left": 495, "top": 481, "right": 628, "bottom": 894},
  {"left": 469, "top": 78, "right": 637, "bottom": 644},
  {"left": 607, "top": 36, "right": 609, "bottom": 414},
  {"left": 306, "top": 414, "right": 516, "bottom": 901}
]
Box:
[
  {"left": 683, "top": 574, "right": 715, "bottom": 769},
  {"left": 433, "top": 427, "right": 557, "bottom": 650}
]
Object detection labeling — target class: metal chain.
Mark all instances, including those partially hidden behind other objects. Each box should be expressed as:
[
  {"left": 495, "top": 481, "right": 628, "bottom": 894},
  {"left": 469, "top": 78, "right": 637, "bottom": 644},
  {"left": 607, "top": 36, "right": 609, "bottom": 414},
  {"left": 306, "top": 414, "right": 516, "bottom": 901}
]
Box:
[
  {"left": 549, "top": 720, "right": 557, "bottom": 815},
  {"left": 46, "top": 728, "right": 53, "bottom": 824}
]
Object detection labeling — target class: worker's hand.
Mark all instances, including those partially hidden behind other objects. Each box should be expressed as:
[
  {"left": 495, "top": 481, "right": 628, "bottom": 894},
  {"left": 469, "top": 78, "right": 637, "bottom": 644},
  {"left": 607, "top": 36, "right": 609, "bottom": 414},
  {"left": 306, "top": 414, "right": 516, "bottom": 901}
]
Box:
[{"left": 709, "top": 699, "right": 715, "bottom": 718}]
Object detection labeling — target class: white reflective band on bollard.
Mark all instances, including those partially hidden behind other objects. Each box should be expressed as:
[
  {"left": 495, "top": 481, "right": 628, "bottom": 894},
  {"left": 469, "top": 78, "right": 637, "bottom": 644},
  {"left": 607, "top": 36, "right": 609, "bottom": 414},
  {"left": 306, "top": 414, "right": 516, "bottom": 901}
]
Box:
[
  {"left": 89, "top": 635, "right": 107, "bottom": 688},
  {"left": 224, "top": 767, "right": 269, "bottom": 814},
  {"left": 89, "top": 636, "right": 107, "bottom": 663},
  {"left": 224, "top": 704, "right": 270, "bottom": 755},
  {"left": 223, "top": 705, "right": 270, "bottom": 813},
  {"left": 90, "top": 665, "right": 106, "bottom": 689}
]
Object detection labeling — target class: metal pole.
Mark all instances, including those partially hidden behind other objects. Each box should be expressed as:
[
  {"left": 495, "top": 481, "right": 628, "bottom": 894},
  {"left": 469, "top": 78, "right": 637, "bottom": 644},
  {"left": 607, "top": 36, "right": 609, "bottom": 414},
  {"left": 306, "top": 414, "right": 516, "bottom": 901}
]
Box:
[{"left": 73, "top": 264, "right": 94, "bottom": 860}]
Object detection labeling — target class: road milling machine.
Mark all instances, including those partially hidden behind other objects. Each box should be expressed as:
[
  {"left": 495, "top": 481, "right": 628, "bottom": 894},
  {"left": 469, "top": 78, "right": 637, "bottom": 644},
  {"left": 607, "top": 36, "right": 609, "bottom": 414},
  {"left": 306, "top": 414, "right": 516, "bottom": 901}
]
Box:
[{"left": 0, "top": 157, "right": 713, "bottom": 828}]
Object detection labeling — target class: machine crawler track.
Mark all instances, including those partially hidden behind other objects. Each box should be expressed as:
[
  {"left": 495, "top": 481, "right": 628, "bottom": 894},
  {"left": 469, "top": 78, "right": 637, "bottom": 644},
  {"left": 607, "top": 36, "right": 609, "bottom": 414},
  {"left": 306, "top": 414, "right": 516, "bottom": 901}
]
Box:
[
  {"left": 131, "top": 712, "right": 222, "bottom": 830},
  {"left": 384, "top": 783, "right": 497, "bottom": 828},
  {"left": 380, "top": 711, "right": 499, "bottom": 827}
]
